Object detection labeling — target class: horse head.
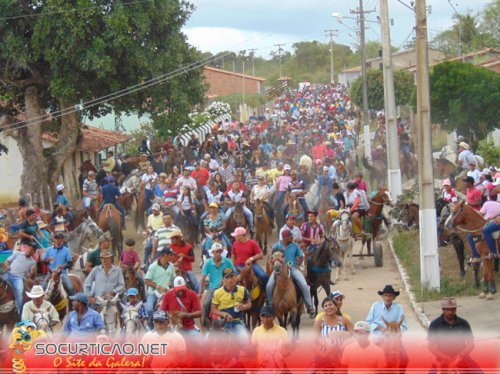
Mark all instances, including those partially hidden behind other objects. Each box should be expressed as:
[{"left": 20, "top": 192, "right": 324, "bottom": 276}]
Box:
[
  {"left": 271, "top": 251, "right": 286, "bottom": 275},
  {"left": 31, "top": 306, "right": 52, "bottom": 332},
  {"left": 98, "top": 294, "right": 121, "bottom": 334},
  {"left": 445, "top": 200, "right": 465, "bottom": 230},
  {"left": 121, "top": 301, "right": 142, "bottom": 335},
  {"left": 83, "top": 218, "right": 104, "bottom": 238},
  {"left": 382, "top": 315, "right": 404, "bottom": 336}
]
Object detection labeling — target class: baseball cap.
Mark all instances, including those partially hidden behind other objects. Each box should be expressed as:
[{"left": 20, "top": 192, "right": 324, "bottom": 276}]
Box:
[
  {"left": 354, "top": 321, "right": 370, "bottom": 333},
  {"left": 69, "top": 292, "right": 89, "bottom": 304},
  {"left": 260, "top": 305, "right": 276, "bottom": 317},
  {"left": 53, "top": 232, "right": 65, "bottom": 239},
  {"left": 99, "top": 233, "right": 112, "bottom": 243},
  {"left": 331, "top": 290, "right": 345, "bottom": 299},
  {"left": 323, "top": 166, "right": 329, "bottom": 171},
  {"left": 152, "top": 203, "right": 161, "bottom": 211},
  {"left": 153, "top": 310, "right": 169, "bottom": 321},
  {"left": 126, "top": 288, "right": 139, "bottom": 297},
  {"left": 282, "top": 230, "right": 293, "bottom": 239},
  {"left": 462, "top": 176, "right": 475, "bottom": 184},
  {"left": 173, "top": 276, "right": 187, "bottom": 292},
  {"left": 231, "top": 227, "right": 247, "bottom": 237},
  {"left": 284, "top": 164, "right": 291, "bottom": 170},
  {"left": 56, "top": 184, "right": 65, "bottom": 192},
  {"left": 158, "top": 247, "right": 176, "bottom": 256},
  {"left": 211, "top": 243, "right": 223, "bottom": 252},
  {"left": 223, "top": 267, "right": 236, "bottom": 278},
  {"left": 441, "top": 297, "right": 457, "bottom": 309}
]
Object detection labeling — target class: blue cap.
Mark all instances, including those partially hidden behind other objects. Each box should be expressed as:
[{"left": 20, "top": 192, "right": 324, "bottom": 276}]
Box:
[
  {"left": 260, "top": 305, "right": 276, "bottom": 316},
  {"left": 106, "top": 176, "right": 115, "bottom": 183},
  {"left": 126, "top": 288, "right": 139, "bottom": 297},
  {"left": 69, "top": 292, "right": 88, "bottom": 304},
  {"left": 152, "top": 311, "right": 168, "bottom": 321}
]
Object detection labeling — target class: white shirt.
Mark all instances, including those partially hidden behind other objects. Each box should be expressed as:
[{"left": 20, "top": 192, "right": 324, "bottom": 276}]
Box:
[
  {"left": 175, "top": 176, "right": 197, "bottom": 190},
  {"left": 458, "top": 150, "right": 476, "bottom": 169},
  {"left": 279, "top": 224, "right": 302, "bottom": 241},
  {"left": 252, "top": 184, "right": 270, "bottom": 201},
  {"left": 467, "top": 169, "right": 481, "bottom": 186},
  {"left": 178, "top": 195, "right": 192, "bottom": 211},
  {"left": 141, "top": 172, "right": 157, "bottom": 190},
  {"left": 227, "top": 190, "right": 245, "bottom": 204}
]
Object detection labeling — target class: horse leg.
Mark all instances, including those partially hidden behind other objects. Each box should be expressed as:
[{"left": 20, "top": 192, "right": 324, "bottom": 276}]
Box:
[
  {"left": 290, "top": 311, "right": 298, "bottom": 338},
  {"left": 451, "top": 235, "right": 466, "bottom": 277},
  {"left": 349, "top": 240, "right": 355, "bottom": 275},
  {"left": 367, "top": 237, "right": 372, "bottom": 256},
  {"left": 473, "top": 262, "right": 481, "bottom": 288}
]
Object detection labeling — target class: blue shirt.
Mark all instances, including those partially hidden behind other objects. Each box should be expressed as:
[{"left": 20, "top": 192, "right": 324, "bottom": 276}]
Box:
[
  {"left": 271, "top": 242, "right": 303, "bottom": 268},
  {"left": 201, "top": 257, "right": 236, "bottom": 290},
  {"left": 44, "top": 244, "right": 73, "bottom": 274},
  {"left": 63, "top": 308, "right": 104, "bottom": 337},
  {"left": 153, "top": 183, "right": 167, "bottom": 198},
  {"left": 55, "top": 194, "right": 70, "bottom": 208},
  {"left": 365, "top": 301, "right": 408, "bottom": 336},
  {"left": 101, "top": 183, "right": 121, "bottom": 204},
  {"left": 259, "top": 143, "right": 272, "bottom": 157}
]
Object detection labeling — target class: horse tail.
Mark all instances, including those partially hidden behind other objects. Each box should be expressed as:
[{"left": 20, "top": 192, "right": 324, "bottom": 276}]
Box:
[
  {"left": 362, "top": 156, "right": 372, "bottom": 170},
  {"left": 107, "top": 217, "right": 121, "bottom": 258}
]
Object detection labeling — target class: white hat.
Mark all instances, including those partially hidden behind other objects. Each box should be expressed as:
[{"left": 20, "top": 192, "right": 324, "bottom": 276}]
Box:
[
  {"left": 481, "top": 168, "right": 491, "bottom": 176},
  {"left": 26, "top": 285, "right": 46, "bottom": 298},
  {"left": 56, "top": 184, "right": 65, "bottom": 192},
  {"left": 458, "top": 142, "right": 469, "bottom": 150},
  {"left": 173, "top": 276, "right": 187, "bottom": 291},
  {"left": 283, "top": 164, "right": 291, "bottom": 170},
  {"left": 152, "top": 203, "right": 161, "bottom": 211},
  {"left": 211, "top": 242, "right": 223, "bottom": 252},
  {"left": 354, "top": 321, "right": 370, "bottom": 333}
]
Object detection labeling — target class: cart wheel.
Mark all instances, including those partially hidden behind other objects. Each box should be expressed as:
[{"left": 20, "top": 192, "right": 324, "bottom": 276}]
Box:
[{"left": 374, "top": 242, "right": 383, "bottom": 267}]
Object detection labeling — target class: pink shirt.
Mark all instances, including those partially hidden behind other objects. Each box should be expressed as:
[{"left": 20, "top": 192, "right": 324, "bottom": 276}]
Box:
[
  {"left": 277, "top": 175, "right": 292, "bottom": 192},
  {"left": 466, "top": 187, "right": 482, "bottom": 211},
  {"left": 480, "top": 201, "right": 500, "bottom": 220},
  {"left": 120, "top": 249, "right": 140, "bottom": 267}
]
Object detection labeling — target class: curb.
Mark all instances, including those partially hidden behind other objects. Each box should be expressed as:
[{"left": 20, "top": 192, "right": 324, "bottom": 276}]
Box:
[{"left": 388, "top": 238, "right": 431, "bottom": 329}]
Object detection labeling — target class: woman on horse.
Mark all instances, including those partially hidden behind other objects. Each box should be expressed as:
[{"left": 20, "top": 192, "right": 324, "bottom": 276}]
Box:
[
  {"left": 154, "top": 173, "right": 169, "bottom": 200},
  {"left": 141, "top": 165, "right": 158, "bottom": 212},
  {"left": 250, "top": 175, "right": 274, "bottom": 226},
  {"left": 345, "top": 182, "right": 369, "bottom": 235},
  {"left": 203, "top": 203, "right": 231, "bottom": 249},
  {"left": 177, "top": 186, "right": 198, "bottom": 230}
]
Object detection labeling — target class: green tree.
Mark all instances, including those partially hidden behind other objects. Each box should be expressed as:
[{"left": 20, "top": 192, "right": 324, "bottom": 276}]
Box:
[
  {"left": 0, "top": 0, "right": 205, "bottom": 201},
  {"left": 429, "top": 61, "right": 500, "bottom": 149},
  {"left": 349, "top": 68, "right": 415, "bottom": 110}
]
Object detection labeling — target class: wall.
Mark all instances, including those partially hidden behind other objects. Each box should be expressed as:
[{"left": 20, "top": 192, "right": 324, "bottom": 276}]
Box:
[
  {"left": 0, "top": 134, "right": 23, "bottom": 205},
  {"left": 204, "top": 68, "right": 262, "bottom": 98}
]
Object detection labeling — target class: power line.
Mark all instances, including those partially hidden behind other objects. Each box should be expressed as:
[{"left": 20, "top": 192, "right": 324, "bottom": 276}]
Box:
[
  {"left": 1, "top": 32, "right": 275, "bottom": 133},
  {"left": 0, "top": 0, "right": 155, "bottom": 21}
]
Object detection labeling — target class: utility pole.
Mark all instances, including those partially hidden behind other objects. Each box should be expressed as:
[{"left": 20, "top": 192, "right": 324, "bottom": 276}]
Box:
[
  {"left": 249, "top": 48, "right": 257, "bottom": 76},
  {"left": 351, "top": 0, "right": 376, "bottom": 159},
  {"left": 447, "top": 0, "right": 462, "bottom": 60},
  {"left": 415, "top": 0, "right": 440, "bottom": 291},
  {"left": 380, "top": 0, "right": 402, "bottom": 198},
  {"left": 240, "top": 50, "right": 246, "bottom": 105},
  {"left": 274, "top": 44, "right": 285, "bottom": 78},
  {"left": 324, "top": 29, "right": 339, "bottom": 85}
]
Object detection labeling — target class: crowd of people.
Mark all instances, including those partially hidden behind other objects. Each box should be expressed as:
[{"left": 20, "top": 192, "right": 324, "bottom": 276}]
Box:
[{"left": 0, "top": 83, "right": 490, "bottom": 371}]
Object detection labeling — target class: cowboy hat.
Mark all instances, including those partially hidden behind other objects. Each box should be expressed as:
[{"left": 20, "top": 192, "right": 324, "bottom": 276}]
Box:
[
  {"left": 458, "top": 142, "right": 469, "bottom": 150},
  {"left": 100, "top": 249, "right": 114, "bottom": 258},
  {"left": 378, "top": 285, "right": 400, "bottom": 296},
  {"left": 26, "top": 285, "right": 46, "bottom": 299},
  {"left": 440, "top": 297, "right": 457, "bottom": 309}
]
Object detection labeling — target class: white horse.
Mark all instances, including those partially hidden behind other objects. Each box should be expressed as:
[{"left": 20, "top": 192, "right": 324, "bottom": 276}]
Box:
[
  {"left": 66, "top": 218, "right": 103, "bottom": 254},
  {"left": 120, "top": 301, "right": 144, "bottom": 336},
  {"left": 31, "top": 306, "right": 56, "bottom": 336},
  {"left": 97, "top": 294, "right": 122, "bottom": 337},
  {"left": 331, "top": 210, "right": 355, "bottom": 282}
]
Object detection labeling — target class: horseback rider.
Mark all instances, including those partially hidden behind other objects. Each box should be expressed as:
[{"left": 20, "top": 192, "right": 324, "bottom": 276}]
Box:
[
  {"left": 63, "top": 293, "right": 104, "bottom": 338},
  {"left": 21, "top": 285, "right": 60, "bottom": 329},
  {"left": 250, "top": 175, "right": 275, "bottom": 227},
  {"left": 2, "top": 239, "right": 37, "bottom": 316},
  {"left": 231, "top": 227, "right": 268, "bottom": 285},
  {"left": 456, "top": 142, "right": 476, "bottom": 171},
  {"left": 267, "top": 230, "right": 315, "bottom": 318},
  {"left": 224, "top": 182, "right": 255, "bottom": 234},
  {"left": 279, "top": 215, "right": 302, "bottom": 243},
  {"left": 98, "top": 175, "right": 126, "bottom": 229},
  {"left": 399, "top": 129, "right": 411, "bottom": 164},
  {"left": 300, "top": 211, "right": 324, "bottom": 253},
  {"left": 82, "top": 171, "right": 99, "bottom": 209},
  {"left": 345, "top": 183, "right": 369, "bottom": 235},
  {"left": 315, "top": 166, "right": 334, "bottom": 210},
  {"left": 170, "top": 230, "right": 200, "bottom": 293},
  {"left": 283, "top": 170, "right": 309, "bottom": 220},
  {"left": 42, "top": 232, "right": 75, "bottom": 296}
]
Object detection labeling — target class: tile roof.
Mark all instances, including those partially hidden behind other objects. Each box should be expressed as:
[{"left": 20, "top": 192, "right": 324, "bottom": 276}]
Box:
[
  {"left": 42, "top": 125, "right": 131, "bottom": 153},
  {"left": 204, "top": 66, "right": 266, "bottom": 81}
]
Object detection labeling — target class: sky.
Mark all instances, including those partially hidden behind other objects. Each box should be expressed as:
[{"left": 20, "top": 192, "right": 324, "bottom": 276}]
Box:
[{"left": 183, "top": 0, "right": 492, "bottom": 58}]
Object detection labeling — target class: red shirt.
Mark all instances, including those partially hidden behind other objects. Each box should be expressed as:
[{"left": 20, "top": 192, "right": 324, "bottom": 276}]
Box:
[
  {"left": 120, "top": 249, "right": 140, "bottom": 267},
  {"left": 160, "top": 289, "right": 201, "bottom": 330},
  {"left": 312, "top": 144, "right": 326, "bottom": 161},
  {"left": 232, "top": 239, "right": 262, "bottom": 267},
  {"left": 170, "top": 242, "right": 195, "bottom": 271},
  {"left": 466, "top": 187, "right": 482, "bottom": 211},
  {"left": 191, "top": 168, "right": 210, "bottom": 186}
]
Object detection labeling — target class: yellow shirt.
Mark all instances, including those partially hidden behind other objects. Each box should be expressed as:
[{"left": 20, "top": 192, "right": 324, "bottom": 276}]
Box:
[
  {"left": 251, "top": 323, "right": 289, "bottom": 346},
  {"left": 147, "top": 212, "right": 164, "bottom": 231},
  {"left": 315, "top": 310, "right": 352, "bottom": 322},
  {"left": 266, "top": 168, "right": 282, "bottom": 185},
  {"left": 212, "top": 285, "right": 249, "bottom": 321},
  {"left": 103, "top": 157, "right": 116, "bottom": 172}
]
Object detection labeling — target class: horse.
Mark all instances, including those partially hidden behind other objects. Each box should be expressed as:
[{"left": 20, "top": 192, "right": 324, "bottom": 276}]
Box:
[
  {"left": 331, "top": 210, "right": 355, "bottom": 282},
  {"left": 307, "top": 238, "right": 336, "bottom": 317},
  {"left": 399, "top": 153, "right": 418, "bottom": 181},
  {"left": 270, "top": 251, "right": 304, "bottom": 337},
  {"left": 98, "top": 204, "right": 123, "bottom": 258},
  {"left": 44, "top": 269, "right": 82, "bottom": 322},
  {"left": 362, "top": 156, "right": 387, "bottom": 190},
  {"left": 345, "top": 148, "right": 358, "bottom": 178},
  {"left": 123, "top": 267, "right": 145, "bottom": 301},
  {"left": 135, "top": 189, "right": 148, "bottom": 232},
  {"left": 446, "top": 201, "right": 497, "bottom": 299},
  {"left": 357, "top": 187, "right": 393, "bottom": 256},
  {"left": 120, "top": 301, "right": 144, "bottom": 336},
  {"left": 253, "top": 199, "right": 272, "bottom": 255},
  {"left": 226, "top": 202, "right": 248, "bottom": 238},
  {"left": 31, "top": 306, "right": 56, "bottom": 336},
  {"left": 434, "top": 158, "right": 468, "bottom": 193},
  {"left": 238, "top": 264, "right": 265, "bottom": 331},
  {"left": 317, "top": 186, "right": 333, "bottom": 231},
  {"left": 288, "top": 195, "right": 305, "bottom": 227},
  {"left": 97, "top": 294, "right": 122, "bottom": 336},
  {"left": 382, "top": 316, "right": 408, "bottom": 373},
  {"left": 0, "top": 277, "right": 20, "bottom": 332},
  {"left": 66, "top": 217, "right": 103, "bottom": 255},
  {"left": 117, "top": 192, "right": 136, "bottom": 216}
]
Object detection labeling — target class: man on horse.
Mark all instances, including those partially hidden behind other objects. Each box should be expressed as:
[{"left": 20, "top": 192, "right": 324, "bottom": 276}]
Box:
[
  {"left": 211, "top": 267, "right": 251, "bottom": 340},
  {"left": 2, "top": 239, "right": 37, "bottom": 316},
  {"left": 42, "top": 232, "right": 75, "bottom": 296},
  {"left": 250, "top": 175, "right": 274, "bottom": 227},
  {"left": 456, "top": 142, "right": 476, "bottom": 171},
  {"left": 170, "top": 230, "right": 200, "bottom": 293},
  {"left": 283, "top": 170, "right": 309, "bottom": 219},
  {"left": 161, "top": 276, "right": 201, "bottom": 336},
  {"left": 84, "top": 249, "right": 124, "bottom": 308},
  {"left": 63, "top": 293, "right": 104, "bottom": 339},
  {"left": 85, "top": 233, "right": 113, "bottom": 273},
  {"left": 151, "top": 213, "right": 180, "bottom": 262},
  {"left": 267, "top": 230, "right": 315, "bottom": 318},
  {"left": 82, "top": 171, "right": 99, "bottom": 209},
  {"left": 279, "top": 215, "right": 302, "bottom": 242},
  {"left": 99, "top": 176, "right": 126, "bottom": 229},
  {"left": 21, "top": 285, "right": 60, "bottom": 329},
  {"left": 300, "top": 211, "right": 325, "bottom": 254},
  {"left": 231, "top": 227, "right": 268, "bottom": 285},
  {"left": 224, "top": 182, "right": 255, "bottom": 235},
  {"left": 345, "top": 183, "right": 369, "bottom": 236}
]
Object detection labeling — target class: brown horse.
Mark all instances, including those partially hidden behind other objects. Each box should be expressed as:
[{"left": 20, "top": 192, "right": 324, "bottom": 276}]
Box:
[
  {"left": 123, "top": 267, "right": 145, "bottom": 301},
  {"left": 45, "top": 269, "right": 82, "bottom": 321},
  {"left": 135, "top": 189, "right": 147, "bottom": 231},
  {"left": 253, "top": 199, "right": 271, "bottom": 255},
  {"left": 399, "top": 153, "right": 418, "bottom": 181},
  {"left": 358, "top": 187, "right": 393, "bottom": 256},
  {"left": 382, "top": 316, "right": 408, "bottom": 373},
  {"left": 270, "top": 251, "right": 304, "bottom": 337},
  {"left": 446, "top": 201, "right": 497, "bottom": 299},
  {"left": 0, "top": 277, "right": 32, "bottom": 331},
  {"left": 307, "top": 238, "right": 336, "bottom": 317},
  {"left": 226, "top": 202, "right": 248, "bottom": 238},
  {"left": 238, "top": 264, "right": 265, "bottom": 331},
  {"left": 434, "top": 158, "right": 467, "bottom": 193},
  {"left": 117, "top": 192, "right": 135, "bottom": 215},
  {"left": 98, "top": 204, "right": 123, "bottom": 258},
  {"left": 288, "top": 195, "right": 305, "bottom": 227},
  {"left": 317, "top": 187, "right": 333, "bottom": 232}
]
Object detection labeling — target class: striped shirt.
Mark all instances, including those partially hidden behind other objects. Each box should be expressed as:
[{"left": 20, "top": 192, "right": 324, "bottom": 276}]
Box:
[
  {"left": 288, "top": 180, "right": 306, "bottom": 195},
  {"left": 163, "top": 188, "right": 179, "bottom": 204},
  {"left": 320, "top": 317, "right": 347, "bottom": 340},
  {"left": 154, "top": 224, "right": 180, "bottom": 249},
  {"left": 300, "top": 222, "right": 324, "bottom": 242}
]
